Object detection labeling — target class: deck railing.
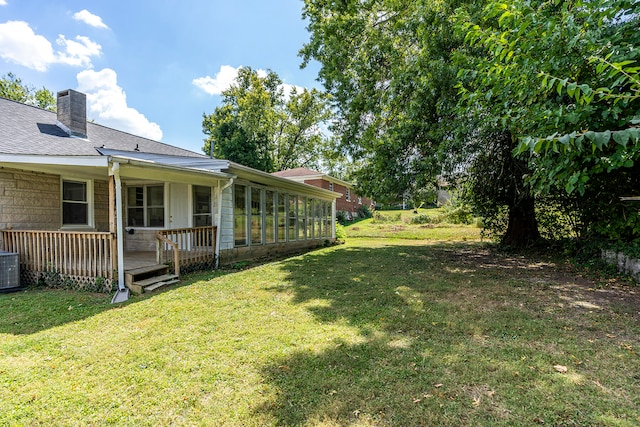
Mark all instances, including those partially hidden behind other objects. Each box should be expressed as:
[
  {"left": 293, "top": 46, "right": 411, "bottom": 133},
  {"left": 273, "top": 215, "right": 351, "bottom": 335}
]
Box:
[
  {"left": 156, "top": 226, "right": 217, "bottom": 274},
  {"left": 0, "top": 230, "right": 115, "bottom": 285}
]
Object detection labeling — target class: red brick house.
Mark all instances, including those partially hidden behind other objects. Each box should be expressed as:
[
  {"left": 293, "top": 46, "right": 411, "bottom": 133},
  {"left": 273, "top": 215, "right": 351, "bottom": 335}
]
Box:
[{"left": 272, "top": 168, "right": 374, "bottom": 219}]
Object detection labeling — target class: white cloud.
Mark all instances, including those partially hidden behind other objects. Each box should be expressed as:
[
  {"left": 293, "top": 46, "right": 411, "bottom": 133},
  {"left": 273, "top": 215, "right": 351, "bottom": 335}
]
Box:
[
  {"left": 77, "top": 68, "right": 163, "bottom": 141},
  {"left": 0, "top": 21, "right": 101, "bottom": 71},
  {"left": 55, "top": 35, "right": 101, "bottom": 68},
  {"left": 0, "top": 21, "right": 56, "bottom": 71},
  {"left": 194, "top": 65, "right": 301, "bottom": 98},
  {"left": 0, "top": 1, "right": 7, "bottom": 6},
  {"left": 192, "top": 65, "right": 241, "bottom": 95},
  {"left": 73, "top": 10, "right": 109, "bottom": 29}
]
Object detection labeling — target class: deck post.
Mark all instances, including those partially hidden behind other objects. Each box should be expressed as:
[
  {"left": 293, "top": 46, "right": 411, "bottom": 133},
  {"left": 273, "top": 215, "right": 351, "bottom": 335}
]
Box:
[
  {"left": 108, "top": 175, "right": 118, "bottom": 277},
  {"left": 110, "top": 162, "right": 126, "bottom": 290}
]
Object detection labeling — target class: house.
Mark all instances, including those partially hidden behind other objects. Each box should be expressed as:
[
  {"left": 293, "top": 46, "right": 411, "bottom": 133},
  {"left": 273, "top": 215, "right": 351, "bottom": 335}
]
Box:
[
  {"left": 272, "top": 167, "right": 374, "bottom": 219},
  {"left": 0, "top": 90, "right": 339, "bottom": 294}
]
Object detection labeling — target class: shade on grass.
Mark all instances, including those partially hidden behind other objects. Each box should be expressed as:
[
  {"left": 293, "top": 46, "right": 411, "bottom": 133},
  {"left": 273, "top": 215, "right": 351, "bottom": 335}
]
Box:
[{"left": 0, "top": 238, "right": 638, "bottom": 426}]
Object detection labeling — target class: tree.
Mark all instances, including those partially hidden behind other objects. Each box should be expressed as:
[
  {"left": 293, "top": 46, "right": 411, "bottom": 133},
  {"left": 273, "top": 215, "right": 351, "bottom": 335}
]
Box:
[
  {"left": 462, "top": 0, "right": 640, "bottom": 241},
  {"left": 301, "top": 0, "right": 547, "bottom": 244},
  {"left": 0, "top": 72, "right": 56, "bottom": 111},
  {"left": 202, "top": 67, "right": 332, "bottom": 173},
  {"left": 301, "top": 0, "right": 468, "bottom": 199}
]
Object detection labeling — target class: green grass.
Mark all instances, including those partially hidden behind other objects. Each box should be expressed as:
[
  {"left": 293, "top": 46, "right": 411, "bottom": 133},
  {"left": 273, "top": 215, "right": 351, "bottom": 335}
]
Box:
[
  {"left": 0, "top": 235, "right": 639, "bottom": 425},
  {"left": 345, "top": 208, "right": 482, "bottom": 241}
]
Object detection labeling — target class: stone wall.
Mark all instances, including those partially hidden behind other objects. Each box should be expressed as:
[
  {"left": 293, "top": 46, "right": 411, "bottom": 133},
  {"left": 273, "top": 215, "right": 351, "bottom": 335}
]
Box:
[
  {"left": 94, "top": 179, "right": 110, "bottom": 232},
  {"left": 602, "top": 250, "right": 640, "bottom": 282},
  {"left": 0, "top": 167, "right": 61, "bottom": 231}
]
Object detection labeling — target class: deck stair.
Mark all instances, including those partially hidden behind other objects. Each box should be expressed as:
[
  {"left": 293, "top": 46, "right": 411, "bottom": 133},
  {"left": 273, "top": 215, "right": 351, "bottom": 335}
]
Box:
[{"left": 125, "top": 264, "right": 179, "bottom": 295}]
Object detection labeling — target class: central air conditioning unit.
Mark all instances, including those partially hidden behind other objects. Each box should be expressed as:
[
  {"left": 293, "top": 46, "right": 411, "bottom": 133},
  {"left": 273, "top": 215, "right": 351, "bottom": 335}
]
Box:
[{"left": 0, "top": 251, "right": 20, "bottom": 290}]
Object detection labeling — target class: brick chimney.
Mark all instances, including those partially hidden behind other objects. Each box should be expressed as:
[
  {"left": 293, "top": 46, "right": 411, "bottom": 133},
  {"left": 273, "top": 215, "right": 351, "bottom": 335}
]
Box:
[{"left": 56, "top": 89, "right": 87, "bottom": 138}]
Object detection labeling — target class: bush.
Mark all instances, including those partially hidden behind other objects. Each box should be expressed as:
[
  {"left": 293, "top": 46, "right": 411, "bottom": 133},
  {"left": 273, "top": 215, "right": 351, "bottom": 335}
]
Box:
[
  {"left": 409, "top": 214, "right": 431, "bottom": 224},
  {"left": 373, "top": 211, "right": 402, "bottom": 223},
  {"left": 335, "top": 223, "right": 347, "bottom": 241},
  {"left": 336, "top": 210, "right": 349, "bottom": 225},
  {"left": 357, "top": 204, "right": 373, "bottom": 219},
  {"left": 442, "top": 203, "right": 474, "bottom": 225}
]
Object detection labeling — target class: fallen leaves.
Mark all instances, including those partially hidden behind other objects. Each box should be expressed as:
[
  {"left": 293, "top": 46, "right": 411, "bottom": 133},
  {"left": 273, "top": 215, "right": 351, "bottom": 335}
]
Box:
[{"left": 553, "top": 364, "right": 568, "bottom": 373}]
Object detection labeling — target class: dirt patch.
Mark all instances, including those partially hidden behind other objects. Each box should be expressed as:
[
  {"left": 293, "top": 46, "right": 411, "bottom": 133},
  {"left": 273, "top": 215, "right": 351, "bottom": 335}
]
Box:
[{"left": 439, "top": 246, "right": 640, "bottom": 318}]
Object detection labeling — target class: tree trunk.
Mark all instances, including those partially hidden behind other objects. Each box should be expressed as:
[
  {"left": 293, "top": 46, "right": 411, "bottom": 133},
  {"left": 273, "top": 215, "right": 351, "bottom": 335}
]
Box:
[{"left": 502, "top": 195, "right": 541, "bottom": 246}]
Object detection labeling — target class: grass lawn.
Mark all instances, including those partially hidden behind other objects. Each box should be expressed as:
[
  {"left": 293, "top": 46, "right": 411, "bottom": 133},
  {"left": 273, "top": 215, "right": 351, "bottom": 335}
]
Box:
[
  {"left": 1, "top": 229, "right": 639, "bottom": 425},
  {"left": 345, "top": 208, "right": 483, "bottom": 241}
]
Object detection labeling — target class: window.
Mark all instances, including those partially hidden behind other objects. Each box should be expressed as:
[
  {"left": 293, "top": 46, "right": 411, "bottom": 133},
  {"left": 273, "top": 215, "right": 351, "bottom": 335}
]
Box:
[
  {"left": 234, "top": 185, "right": 248, "bottom": 246},
  {"left": 265, "top": 191, "right": 276, "bottom": 244},
  {"left": 288, "top": 195, "right": 297, "bottom": 241},
  {"left": 62, "top": 179, "right": 92, "bottom": 226},
  {"left": 345, "top": 188, "right": 351, "bottom": 201},
  {"left": 278, "top": 194, "right": 287, "bottom": 242},
  {"left": 193, "top": 186, "right": 212, "bottom": 227},
  {"left": 329, "top": 182, "right": 334, "bottom": 191},
  {"left": 251, "top": 188, "right": 263, "bottom": 245},
  {"left": 358, "top": 197, "right": 362, "bottom": 205},
  {"left": 315, "top": 200, "right": 322, "bottom": 238},
  {"left": 298, "top": 196, "right": 307, "bottom": 240},
  {"left": 127, "top": 185, "right": 164, "bottom": 227},
  {"left": 306, "top": 198, "right": 314, "bottom": 238}
]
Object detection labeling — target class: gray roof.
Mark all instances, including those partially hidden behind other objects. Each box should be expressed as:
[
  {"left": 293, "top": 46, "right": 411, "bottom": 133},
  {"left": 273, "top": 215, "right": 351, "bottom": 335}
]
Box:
[{"left": 0, "top": 96, "right": 205, "bottom": 158}]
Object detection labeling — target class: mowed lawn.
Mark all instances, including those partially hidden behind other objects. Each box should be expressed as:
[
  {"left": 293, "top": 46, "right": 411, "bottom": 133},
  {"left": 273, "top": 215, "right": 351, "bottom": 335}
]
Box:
[{"left": 1, "top": 232, "right": 639, "bottom": 425}]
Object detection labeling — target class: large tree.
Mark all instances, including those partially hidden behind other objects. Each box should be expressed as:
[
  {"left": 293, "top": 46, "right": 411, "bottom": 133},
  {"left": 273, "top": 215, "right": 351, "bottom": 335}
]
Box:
[
  {"left": 463, "top": 0, "right": 640, "bottom": 241},
  {"left": 202, "top": 67, "right": 332, "bottom": 173},
  {"left": 301, "top": 0, "right": 546, "bottom": 244},
  {"left": 0, "top": 72, "right": 56, "bottom": 111}
]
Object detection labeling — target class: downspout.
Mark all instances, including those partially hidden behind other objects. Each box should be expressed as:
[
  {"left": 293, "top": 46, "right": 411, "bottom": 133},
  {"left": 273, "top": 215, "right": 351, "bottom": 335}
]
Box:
[
  {"left": 215, "top": 178, "right": 234, "bottom": 268},
  {"left": 111, "top": 162, "right": 126, "bottom": 291}
]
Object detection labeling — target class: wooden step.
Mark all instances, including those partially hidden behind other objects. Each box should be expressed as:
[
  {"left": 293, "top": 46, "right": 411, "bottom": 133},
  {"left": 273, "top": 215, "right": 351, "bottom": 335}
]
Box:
[
  {"left": 144, "top": 278, "right": 180, "bottom": 292},
  {"left": 125, "top": 264, "right": 169, "bottom": 287},
  {"left": 134, "top": 273, "right": 178, "bottom": 288}
]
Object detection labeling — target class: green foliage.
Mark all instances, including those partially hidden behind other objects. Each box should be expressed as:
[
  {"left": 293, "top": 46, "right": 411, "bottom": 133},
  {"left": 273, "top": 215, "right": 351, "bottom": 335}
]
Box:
[
  {"left": 334, "top": 223, "right": 347, "bottom": 241},
  {"left": 373, "top": 211, "right": 402, "bottom": 223},
  {"left": 409, "top": 214, "right": 431, "bottom": 225},
  {"left": 335, "top": 210, "right": 349, "bottom": 225},
  {"left": 0, "top": 72, "right": 56, "bottom": 111},
  {"left": 356, "top": 204, "right": 372, "bottom": 219},
  {"left": 441, "top": 202, "right": 474, "bottom": 225},
  {"left": 202, "top": 67, "right": 332, "bottom": 172},
  {"left": 460, "top": 0, "right": 640, "bottom": 242}
]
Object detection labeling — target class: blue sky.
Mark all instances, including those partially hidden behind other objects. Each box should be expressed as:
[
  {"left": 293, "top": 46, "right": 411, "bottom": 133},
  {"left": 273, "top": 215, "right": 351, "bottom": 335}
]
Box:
[{"left": 0, "top": 0, "right": 321, "bottom": 153}]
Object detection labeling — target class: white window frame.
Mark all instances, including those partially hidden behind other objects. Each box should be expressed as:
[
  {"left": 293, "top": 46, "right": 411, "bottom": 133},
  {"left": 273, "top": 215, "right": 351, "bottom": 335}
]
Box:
[
  {"left": 126, "top": 184, "right": 165, "bottom": 228},
  {"left": 345, "top": 188, "right": 351, "bottom": 202},
  {"left": 61, "top": 178, "right": 94, "bottom": 229}
]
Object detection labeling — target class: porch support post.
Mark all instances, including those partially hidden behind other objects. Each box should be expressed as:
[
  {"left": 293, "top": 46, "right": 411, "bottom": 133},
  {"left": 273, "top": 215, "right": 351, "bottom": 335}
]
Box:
[
  {"left": 332, "top": 199, "right": 337, "bottom": 239},
  {"left": 215, "top": 178, "right": 234, "bottom": 268},
  {"left": 109, "top": 162, "right": 126, "bottom": 290},
  {"left": 108, "top": 175, "right": 117, "bottom": 280}
]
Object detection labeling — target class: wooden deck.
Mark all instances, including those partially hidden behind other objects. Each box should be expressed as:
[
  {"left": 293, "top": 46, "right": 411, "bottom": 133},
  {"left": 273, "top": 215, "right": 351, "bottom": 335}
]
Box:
[{"left": 124, "top": 251, "right": 158, "bottom": 271}]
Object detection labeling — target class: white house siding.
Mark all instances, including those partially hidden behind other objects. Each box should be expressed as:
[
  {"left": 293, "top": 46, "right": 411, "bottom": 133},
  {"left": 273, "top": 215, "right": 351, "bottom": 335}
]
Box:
[{"left": 219, "top": 185, "right": 234, "bottom": 251}]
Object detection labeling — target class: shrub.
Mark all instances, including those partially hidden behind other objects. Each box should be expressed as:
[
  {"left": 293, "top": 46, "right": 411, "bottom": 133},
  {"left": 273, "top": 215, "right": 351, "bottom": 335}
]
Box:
[
  {"left": 442, "top": 203, "right": 474, "bottom": 225},
  {"left": 409, "top": 214, "right": 431, "bottom": 224},
  {"left": 373, "top": 212, "right": 402, "bottom": 223},
  {"left": 357, "top": 204, "right": 373, "bottom": 219},
  {"left": 335, "top": 223, "right": 347, "bottom": 241},
  {"left": 336, "top": 210, "right": 349, "bottom": 225}
]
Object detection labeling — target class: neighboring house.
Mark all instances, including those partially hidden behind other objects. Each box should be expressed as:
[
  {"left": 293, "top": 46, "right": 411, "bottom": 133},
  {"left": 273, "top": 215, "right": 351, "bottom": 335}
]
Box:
[
  {"left": 0, "top": 90, "right": 339, "bottom": 293},
  {"left": 272, "top": 168, "right": 374, "bottom": 219}
]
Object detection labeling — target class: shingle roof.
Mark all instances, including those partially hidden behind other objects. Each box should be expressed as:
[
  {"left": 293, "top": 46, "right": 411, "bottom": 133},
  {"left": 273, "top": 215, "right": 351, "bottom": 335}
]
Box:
[
  {"left": 0, "top": 96, "right": 205, "bottom": 158},
  {"left": 271, "top": 167, "right": 323, "bottom": 178}
]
